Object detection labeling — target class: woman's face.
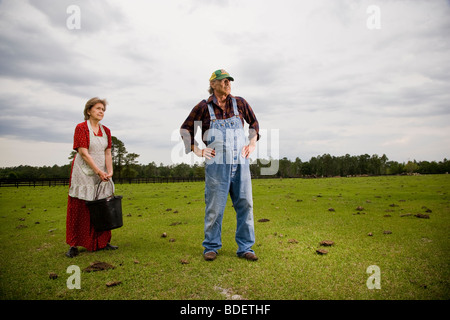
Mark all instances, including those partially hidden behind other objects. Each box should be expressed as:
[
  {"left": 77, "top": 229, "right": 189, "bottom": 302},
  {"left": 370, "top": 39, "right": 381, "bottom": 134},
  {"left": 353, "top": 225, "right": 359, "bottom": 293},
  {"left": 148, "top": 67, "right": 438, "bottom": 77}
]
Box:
[{"left": 88, "top": 103, "right": 105, "bottom": 121}]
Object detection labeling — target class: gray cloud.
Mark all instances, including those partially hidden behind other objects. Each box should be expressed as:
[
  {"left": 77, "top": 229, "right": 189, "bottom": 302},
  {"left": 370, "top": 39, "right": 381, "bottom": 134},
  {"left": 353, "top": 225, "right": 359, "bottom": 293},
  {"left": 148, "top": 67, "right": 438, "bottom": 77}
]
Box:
[
  {"left": 0, "top": 0, "right": 449, "bottom": 166},
  {"left": 28, "top": 0, "right": 125, "bottom": 33},
  {"left": 0, "top": 0, "right": 150, "bottom": 95}
]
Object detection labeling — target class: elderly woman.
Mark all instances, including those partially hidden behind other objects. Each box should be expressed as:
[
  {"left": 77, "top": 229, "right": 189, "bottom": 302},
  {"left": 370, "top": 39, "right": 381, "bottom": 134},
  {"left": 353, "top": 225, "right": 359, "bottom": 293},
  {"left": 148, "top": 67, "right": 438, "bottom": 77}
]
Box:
[{"left": 65, "top": 97, "right": 118, "bottom": 258}]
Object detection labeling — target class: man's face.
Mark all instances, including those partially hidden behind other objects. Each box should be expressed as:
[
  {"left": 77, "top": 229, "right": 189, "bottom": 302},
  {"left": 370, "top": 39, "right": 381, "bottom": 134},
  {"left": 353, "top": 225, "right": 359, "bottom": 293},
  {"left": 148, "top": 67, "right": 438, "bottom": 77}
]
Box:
[{"left": 212, "top": 78, "right": 231, "bottom": 96}]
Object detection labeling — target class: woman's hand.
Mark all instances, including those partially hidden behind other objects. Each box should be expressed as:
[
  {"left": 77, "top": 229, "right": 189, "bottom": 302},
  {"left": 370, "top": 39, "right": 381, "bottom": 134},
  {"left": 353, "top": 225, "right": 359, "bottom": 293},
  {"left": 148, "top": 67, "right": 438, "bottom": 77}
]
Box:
[
  {"left": 78, "top": 148, "right": 112, "bottom": 182},
  {"left": 97, "top": 170, "right": 110, "bottom": 182}
]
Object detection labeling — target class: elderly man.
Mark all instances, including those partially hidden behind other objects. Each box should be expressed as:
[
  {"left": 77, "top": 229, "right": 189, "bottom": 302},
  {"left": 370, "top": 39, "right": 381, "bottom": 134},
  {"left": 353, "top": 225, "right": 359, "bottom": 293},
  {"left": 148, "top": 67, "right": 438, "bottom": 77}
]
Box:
[{"left": 180, "top": 69, "right": 260, "bottom": 261}]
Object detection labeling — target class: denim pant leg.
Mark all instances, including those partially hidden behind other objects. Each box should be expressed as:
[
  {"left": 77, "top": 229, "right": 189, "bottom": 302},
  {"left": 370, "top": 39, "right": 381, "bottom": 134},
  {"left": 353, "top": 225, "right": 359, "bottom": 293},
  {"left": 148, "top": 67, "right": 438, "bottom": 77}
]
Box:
[
  {"left": 229, "top": 162, "right": 255, "bottom": 256},
  {"left": 203, "top": 163, "right": 230, "bottom": 254}
]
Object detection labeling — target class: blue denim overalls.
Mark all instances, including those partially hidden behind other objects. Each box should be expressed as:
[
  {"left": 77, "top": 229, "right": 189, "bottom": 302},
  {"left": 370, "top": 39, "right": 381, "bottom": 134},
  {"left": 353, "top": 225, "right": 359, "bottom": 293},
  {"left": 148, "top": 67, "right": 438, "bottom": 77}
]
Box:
[{"left": 202, "top": 97, "right": 255, "bottom": 257}]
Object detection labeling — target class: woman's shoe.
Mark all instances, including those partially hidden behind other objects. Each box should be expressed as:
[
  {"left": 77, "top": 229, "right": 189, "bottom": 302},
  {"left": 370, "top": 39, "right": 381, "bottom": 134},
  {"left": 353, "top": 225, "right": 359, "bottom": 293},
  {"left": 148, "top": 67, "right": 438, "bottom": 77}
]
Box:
[
  {"left": 104, "top": 243, "right": 118, "bottom": 250},
  {"left": 65, "top": 246, "right": 79, "bottom": 258}
]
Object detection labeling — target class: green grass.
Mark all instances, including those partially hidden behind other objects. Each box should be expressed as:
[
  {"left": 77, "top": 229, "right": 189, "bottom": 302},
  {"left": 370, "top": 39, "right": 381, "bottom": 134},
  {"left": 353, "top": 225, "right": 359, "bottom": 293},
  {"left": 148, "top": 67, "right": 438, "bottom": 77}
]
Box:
[{"left": 0, "top": 175, "right": 449, "bottom": 300}]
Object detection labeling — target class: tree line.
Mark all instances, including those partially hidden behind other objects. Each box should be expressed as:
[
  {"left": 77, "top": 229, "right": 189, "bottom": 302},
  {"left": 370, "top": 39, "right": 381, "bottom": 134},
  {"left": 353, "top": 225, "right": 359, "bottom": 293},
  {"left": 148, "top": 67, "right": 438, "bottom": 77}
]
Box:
[
  {"left": 268, "top": 154, "right": 450, "bottom": 178},
  {"left": 1, "top": 137, "right": 449, "bottom": 180}
]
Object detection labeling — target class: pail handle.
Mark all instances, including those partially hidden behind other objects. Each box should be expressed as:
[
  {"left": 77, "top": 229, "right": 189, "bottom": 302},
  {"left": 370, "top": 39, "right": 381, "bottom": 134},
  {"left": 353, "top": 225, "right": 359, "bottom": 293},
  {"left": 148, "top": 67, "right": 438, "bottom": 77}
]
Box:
[{"left": 94, "top": 180, "right": 114, "bottom": 200}]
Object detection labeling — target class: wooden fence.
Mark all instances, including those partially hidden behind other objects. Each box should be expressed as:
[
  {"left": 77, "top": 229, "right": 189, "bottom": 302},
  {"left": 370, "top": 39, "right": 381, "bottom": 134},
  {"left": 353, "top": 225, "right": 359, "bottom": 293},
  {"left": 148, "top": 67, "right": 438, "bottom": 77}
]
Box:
[{"left": 0, "top": 177, "right": 205, "bottom": 188}]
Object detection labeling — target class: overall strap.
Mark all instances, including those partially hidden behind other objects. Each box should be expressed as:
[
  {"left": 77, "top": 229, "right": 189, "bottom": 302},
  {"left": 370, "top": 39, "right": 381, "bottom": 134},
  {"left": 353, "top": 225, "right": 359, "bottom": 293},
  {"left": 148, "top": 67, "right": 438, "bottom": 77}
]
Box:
[
  {"left": 207, "top": 103, "right": 216, "bottom": 121},
  {"left": 232, "top": 97, "right": 239, "bottom": 117}
]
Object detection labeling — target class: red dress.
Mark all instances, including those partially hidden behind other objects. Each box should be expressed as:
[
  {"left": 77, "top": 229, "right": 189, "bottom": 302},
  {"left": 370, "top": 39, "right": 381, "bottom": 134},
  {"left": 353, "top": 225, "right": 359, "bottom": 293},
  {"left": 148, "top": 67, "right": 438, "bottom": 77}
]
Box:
[{"left": 66, "top": 121, "right": 112, "bottom": 251}]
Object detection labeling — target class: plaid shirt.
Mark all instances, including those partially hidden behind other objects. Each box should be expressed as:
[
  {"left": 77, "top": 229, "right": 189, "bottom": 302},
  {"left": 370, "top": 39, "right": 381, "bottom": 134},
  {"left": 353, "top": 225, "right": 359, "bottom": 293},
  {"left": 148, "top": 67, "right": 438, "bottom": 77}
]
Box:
[{"left": 180, "top": 94, "right": 260, "bottom": 153}]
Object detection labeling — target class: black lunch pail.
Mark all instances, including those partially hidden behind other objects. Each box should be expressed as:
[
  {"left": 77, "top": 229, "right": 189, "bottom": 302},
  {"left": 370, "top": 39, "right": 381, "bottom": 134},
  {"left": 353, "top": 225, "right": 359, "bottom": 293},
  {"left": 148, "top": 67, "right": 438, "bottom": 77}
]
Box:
[{"left": 85, "top": 180, "right": 123, "bottom": 232}]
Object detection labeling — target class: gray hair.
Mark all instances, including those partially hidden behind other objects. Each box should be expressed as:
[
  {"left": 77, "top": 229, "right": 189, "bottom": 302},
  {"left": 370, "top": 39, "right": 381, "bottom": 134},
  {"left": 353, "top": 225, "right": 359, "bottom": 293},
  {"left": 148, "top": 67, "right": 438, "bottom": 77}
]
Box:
[
  {"left": 208, "top": 80, "right": 216, "bottom": 95},
  {"left": 84, "top": 97, "right": 108, "bottom": 120}
]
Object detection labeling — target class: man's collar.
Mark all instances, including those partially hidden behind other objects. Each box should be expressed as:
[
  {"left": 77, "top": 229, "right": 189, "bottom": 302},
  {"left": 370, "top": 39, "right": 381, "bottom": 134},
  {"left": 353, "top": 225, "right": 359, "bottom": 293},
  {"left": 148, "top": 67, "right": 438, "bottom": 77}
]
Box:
[{"left": 207, "top": 94, "right": 234, "bottom": 106}]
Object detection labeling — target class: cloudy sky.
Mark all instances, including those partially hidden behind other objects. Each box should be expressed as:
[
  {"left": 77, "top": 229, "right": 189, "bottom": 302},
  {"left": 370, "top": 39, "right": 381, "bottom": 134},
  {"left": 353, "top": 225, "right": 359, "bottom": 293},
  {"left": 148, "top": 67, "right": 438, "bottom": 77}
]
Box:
[{"left": 0, "top": 0, "right": 449, "bottom": 168}]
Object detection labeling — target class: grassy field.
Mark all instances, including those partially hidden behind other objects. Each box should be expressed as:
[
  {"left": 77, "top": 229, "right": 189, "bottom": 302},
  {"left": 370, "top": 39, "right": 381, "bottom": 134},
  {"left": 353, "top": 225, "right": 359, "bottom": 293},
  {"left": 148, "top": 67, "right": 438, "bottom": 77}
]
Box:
[{"left": 0, "top": 175, "right": 449, "bottom": 300}]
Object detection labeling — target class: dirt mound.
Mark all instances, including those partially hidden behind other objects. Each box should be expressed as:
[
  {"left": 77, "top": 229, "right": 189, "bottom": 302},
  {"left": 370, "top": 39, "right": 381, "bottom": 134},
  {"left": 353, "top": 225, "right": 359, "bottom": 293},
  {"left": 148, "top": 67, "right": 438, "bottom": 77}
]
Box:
[{"left": 83, "top": 261, "right": 115, "bottom": 273}]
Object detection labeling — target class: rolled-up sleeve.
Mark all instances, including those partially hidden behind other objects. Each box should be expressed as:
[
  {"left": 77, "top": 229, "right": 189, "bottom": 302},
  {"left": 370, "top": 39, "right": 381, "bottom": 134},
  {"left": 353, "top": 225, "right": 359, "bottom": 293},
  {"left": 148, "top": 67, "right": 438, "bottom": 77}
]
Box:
[
  {"left": 180, "top": 102, "right": 204, "bottom": 154},
  {"left": 238, "top": 97, "right": 260, "bottom": 141}
]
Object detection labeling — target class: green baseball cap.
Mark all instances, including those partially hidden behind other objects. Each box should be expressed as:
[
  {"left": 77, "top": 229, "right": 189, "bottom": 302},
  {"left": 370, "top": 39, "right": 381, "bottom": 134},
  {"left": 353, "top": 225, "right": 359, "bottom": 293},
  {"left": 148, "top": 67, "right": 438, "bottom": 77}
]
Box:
[{"left": 209, "top": 69, "right": 234, "bottom": 81}]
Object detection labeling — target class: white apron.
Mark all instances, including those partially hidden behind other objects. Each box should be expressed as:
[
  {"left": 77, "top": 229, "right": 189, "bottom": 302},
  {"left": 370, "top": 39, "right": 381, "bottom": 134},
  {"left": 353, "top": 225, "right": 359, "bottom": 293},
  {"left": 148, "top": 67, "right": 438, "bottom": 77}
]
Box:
[{"left": 69, "top": 121, "right": 114, "bottom": 201}]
